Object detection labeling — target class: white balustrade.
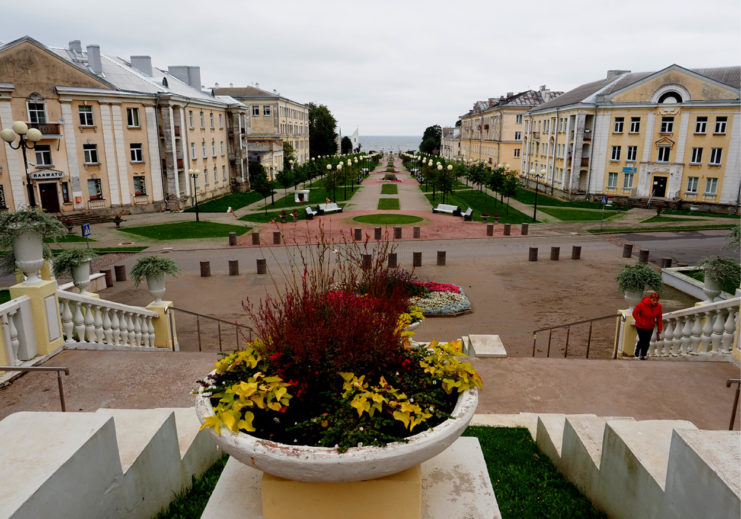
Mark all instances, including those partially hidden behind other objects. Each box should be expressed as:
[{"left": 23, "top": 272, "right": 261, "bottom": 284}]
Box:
[
  {"left": 0, "top": 296, "right": 34, "bottom": 366},
  {"left": 649, "top": 297, "right": 740, "bottom": 359},
  {"left": 58, "top": 291, "right": 158, "bottom": 348}
]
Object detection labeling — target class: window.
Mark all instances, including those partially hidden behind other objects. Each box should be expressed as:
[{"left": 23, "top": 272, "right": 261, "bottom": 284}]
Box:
[
  {"left": 189, "top": 110, "right": 194, "bottom": 129},
  {"left": 607, "top": 172, "right": 618, "bottom": 189},
  {"left": 630, "top": 117, "right": 640, "bottom": 133},
  {"left": 218, "top": 114, "right": 223, "bottom": 128},
  {"left": 214, "top": 167, "right": 218, "bottom": 184},
  {"left": 61, "top": 182, "right": 70, "bottom": 203},
  {"left": 127, "top": 107, "right": 140, "bottom": 128},
  {"left": 78, "top": 105, "right": 94, "bottom": 126},
  {"left": 705, "top": 178, "right": 718, "bottom": 195},
  {"left": 690, "top": 147, "right": 703, "bottom": 164},
  {"left": 610, "top": 146, "right": 621, "bottom": 161},
  {"left": 709, "top": 147, "right": 722, "bottom": 165},
  {"left": 0, "top": 185, "right": 7, "bottom": 208},
  {"left": 514, "top": 131, "right": 521, "bottom": 140},
  {"left": 263, "top": 105, "right": 271, "bottom": 116},
  {"left": 130, "top": 143, "right": 143, "bottom": 163},
  {"left": 209, "top": 113, "right": 214, "bottom": 129},
  {"left": 202, "top": 140, "right": 207, "bottom": 158},
  {"left": 83, "top": 144, "right": 98, "bottom": 164},
  {"left": 695, "top": 117, "right": 707, "bottom": 134},
  {"left": 626, "top": 146, "right": 637, "bottom": 162},
  {"left": 35, "top": 145, "right": 52, "bottom": 166},
  {"left": 513, "top": 148, "right": 520, "bottom": 158},
  {"left": 623, "top": 172, "right": 634, "bottom": 190},
  {"left": 211, "top": 139, "right": 216, "bottom": 157},
  {"left": 252, "top": 105, "right": 260, "bottom": 116},
  {"left": 87, "top": 178, "right": 103, "bottom": 200},
  {"left": 515, "top": 114, "right": 522, "bottom": 124},
  {"left": 613, "top": 117, "right": 624, "bottom": 133},
  {"left": 660, "top": 116, "right": 674, "bottom": 133},
  {"left": 220, "top": 141, "right": 224, "bottom": 156},
  {"left": 222, "top": 165, "right": 226, "bottom": 182},
  {"left": 657, "top": 146, "right": 670, "bottom": 163},
  {"left": 133, "top": 176, "right": 147, "bottom": 196},
  {"left": 714, "top": 117, "right": 727, "bottom": 134},
  {"left": 27, "top": 101, "right": 46, "bottom": 123},
  {"left": 191, "top": 143, "right": 196, "bottom": 160},
  {"left": 686, "top": 177, "right": 699, "bottom": 194},
  {"left": 200, "top": 111, "right": 205, "bottom": 129}
]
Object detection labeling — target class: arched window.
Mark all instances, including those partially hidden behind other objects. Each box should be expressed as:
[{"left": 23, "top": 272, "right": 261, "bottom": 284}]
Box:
[
  {"left": 658, "top": 91, "right": 682, "bottom": 104},
  {"left": 26, "top": 93, "right": 47, "bottom": 123}
]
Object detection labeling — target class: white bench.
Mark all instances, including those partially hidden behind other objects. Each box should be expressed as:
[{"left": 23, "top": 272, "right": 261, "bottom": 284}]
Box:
[
  {"left": 317, "top": 203, "right": 343, "bottom": 214},
  {"left": 432, "top": 204, "right": 461, "bottom": 216},
  {"left": 461, "top": 207, "right": 473, "bottom": 221},
  {"left": 305, "top": 206, "right": 317, "bottom": 219}
]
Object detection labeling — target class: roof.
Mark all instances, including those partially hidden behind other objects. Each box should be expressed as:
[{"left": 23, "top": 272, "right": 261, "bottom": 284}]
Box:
[{"left": 212, "top": 86, "right": 305, "bottom": 106}]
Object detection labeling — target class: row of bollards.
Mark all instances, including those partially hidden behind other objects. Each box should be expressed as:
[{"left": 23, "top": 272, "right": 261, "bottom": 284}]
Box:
[
  {"left": 622, "top": 243, "right": 672, "bottom": 267},
  {"left": 528, "top": 246, "right": 582, "bottom": 261}
]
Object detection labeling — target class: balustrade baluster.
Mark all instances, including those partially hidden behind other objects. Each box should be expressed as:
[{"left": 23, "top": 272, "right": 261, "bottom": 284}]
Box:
[
  {"left": 84, "top": 303, "right": 96, "bottom": 342},
  {"left": 700, "top": 310, "right": 714, "bottom": 353},
  {"left": 679, "top": 316, "right": 692, "bottom": 356},
  {"left": 60, "top": 300, "right": 74, "bottom": 343},
  {"left": 102, "top": 309, "right": 113, "bottom": 345},
  {"left": 671, "top": 317, "right": 683, "bottom": 356},
  {"left": 661, "top": 319, "right": 674, "bottom": 357},
  {"left": 133, "top": 316, "right": 142, "bottom": 346},
  {"left": 119, "top": 311, "right": 130, "bottom": 346},
  {"left": 73, "top": 302, "right": 85, "bottom": 341},
  {"left": 711, "top": 309, "right": 725, "bottom": 355},
  {"left": 721, "top": 307, "right": 737, "bottom": 353},
  {"left": 94, "top": 306, "right": 104, "bottom": 343},
  {"left": 689, "top": 313, "right": 703, "bottom": 354},
  {"left": 148, "top": 318, "right": 155, "bottom": 347},
  {"left": 111, "top": 310, "right": 121, "bottom": 345},
  {"left": 128, "top": 313, "right": 137, "bottom": 345},
  {"left": 141, "top": 317, "right": 150, "bottom": 347}
]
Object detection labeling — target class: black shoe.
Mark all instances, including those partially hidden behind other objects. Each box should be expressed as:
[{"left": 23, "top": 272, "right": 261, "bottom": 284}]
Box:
[{"left": 640, "top": 356, "right": 646, "bottom": 360}]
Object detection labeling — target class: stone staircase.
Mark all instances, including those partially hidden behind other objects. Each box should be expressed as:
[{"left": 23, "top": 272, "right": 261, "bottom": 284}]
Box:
[{"left": 0, "top": 408, "right": 220, "bottom": 519}]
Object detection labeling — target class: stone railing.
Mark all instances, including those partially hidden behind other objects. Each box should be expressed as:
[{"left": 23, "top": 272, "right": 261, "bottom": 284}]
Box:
[
  {"left": 0, "top": 296, "right": 35, "bottom": 366},
  {"left": 58, "top": 291, "right": 159, "bottom": 348},
  {"left": 649, "top": 297, "right": 739, "bottom": 358}
]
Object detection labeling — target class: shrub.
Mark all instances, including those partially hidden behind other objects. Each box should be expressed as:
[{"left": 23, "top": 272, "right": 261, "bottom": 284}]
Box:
[
  {"left": 616, "top": 263, "right": 662, "bottom": 293},
  {"left": 0, "top": 208, "right": 65, "bottom": 247},
  {"left": 130, "top": 256, "right": 180, "bottom": 286},
  {"left": 698, "top": 256, "right": 740, "bottom": 292},
  {"left": 52, "top": 248, "right": 97, "bottom": 277}
]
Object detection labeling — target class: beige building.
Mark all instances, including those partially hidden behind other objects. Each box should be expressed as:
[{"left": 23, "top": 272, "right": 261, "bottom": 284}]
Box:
[
  {"left": 458, "top": 87, "right": 561, "bottom": 173},
  {"left": 0, "top": 36, "right": 250, "bottom": 215},
  {"left": 440, "top": 126, "right": 461, "bottom": 159},
  {"left": 523, "top": 66, "right": 740, "bottom": 210},
  {"left": 212, "top": 86, "right": 309, "bottom": 179}
]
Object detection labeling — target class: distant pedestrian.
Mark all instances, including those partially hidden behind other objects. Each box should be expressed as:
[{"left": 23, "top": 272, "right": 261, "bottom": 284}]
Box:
[{"left": 632, "top": 291, "right": 662, "bottom": 360}]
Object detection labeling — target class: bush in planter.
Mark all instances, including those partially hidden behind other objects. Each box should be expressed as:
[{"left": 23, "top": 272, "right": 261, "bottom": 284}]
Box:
[
  {"left": 52, "top": 248, "right": 97, "bottom": 277},
  {"left": 616, "top": 263, "right": 663, "bottom": 294},
  {"left": 698, "top": 256, "right": 740, "bottom": 294},
  {"left": 129, "top": 255, "right": 179, "bottom": 287},
  {"left": 0, "top": 208, "right": 65, "bottom": 248}
]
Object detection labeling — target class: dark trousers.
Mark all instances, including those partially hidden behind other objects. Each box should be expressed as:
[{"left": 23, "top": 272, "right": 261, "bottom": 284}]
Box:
[{"left": 635, "top": 327, "right": 654, "bottom": 357}]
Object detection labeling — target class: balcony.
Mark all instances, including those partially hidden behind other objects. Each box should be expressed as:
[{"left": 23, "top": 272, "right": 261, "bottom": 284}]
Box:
[
  {"left": 580, "top": 157, "right": 590, "bottom": 167},
  {"left": 531, "top": 131, "right": 539, "bottom": 139},
  {"left": 28, "top": 122, "right": 61, "bottom": 136},
  {"left": 174, "top": 126, "right": 181, "bottom": 137},
  {"left": 582, "top": 131, "right": 592, "bottom": 141}
]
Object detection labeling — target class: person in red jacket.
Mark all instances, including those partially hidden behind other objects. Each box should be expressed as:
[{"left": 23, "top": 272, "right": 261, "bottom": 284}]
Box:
[{"left": 632, "top": 292, "right": 662, "bottom": 360}]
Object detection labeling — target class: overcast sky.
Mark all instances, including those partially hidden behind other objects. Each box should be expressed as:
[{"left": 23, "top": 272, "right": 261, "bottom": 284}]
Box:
[{"left": 2, "top": 0, "right": 739, "bottom": 136}]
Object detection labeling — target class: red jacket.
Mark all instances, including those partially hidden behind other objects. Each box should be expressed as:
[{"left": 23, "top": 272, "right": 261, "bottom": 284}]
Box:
[{"left": 632, "top": 297, "right": 663, "bottom": 331}]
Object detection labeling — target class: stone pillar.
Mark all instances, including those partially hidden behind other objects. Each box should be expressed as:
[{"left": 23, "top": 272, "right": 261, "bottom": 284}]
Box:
[
  {"left": 503, "top": 224, "right": 511, "bottom": 236},
  {"left": 354, "top": 228, "right": 362, "bottom": 241},
  {"left": 374, "top": 227, "right": 382, "bottom": 240},
  {"left": 114, "top": 265, "right": 127, "bottom": 282},
  {"left": 528, "top": 247, "right": 538, "bottom": 261},
  {"left": 200, "top": 261, "right": 211, "bottom": 277},
  {"left": 273, "top": 231, "right": 281, "bottom": 245},
  {"left": 486, "top": 224, "right": 494, "bottom": 236},
  {"left": 413, "top": 227, "right": 420, "bottom": 239},
  {"left": 394, "top": 227, "right": 402, "bottom": 239},
  {"left": 362, "top": 254, "right": 372, "bottom": 269},
  {"left": 571, "top": 246, "right": 582, "bottom": 260},
  {"left": 229, "top": 260, "right": 239, "bottom": 276},
  {"left": 437, "top": 251, "right": 446, "bottom": 266},
  {"left": 252, "top": 232, "right": 260, "bottom": 245},
  {"left": 9, "top": 280, "right": 64, "bottom": 356},
  {"left": 638, "top": 250, "right": 650, "bottom": 263},
  {"left": 550, "top": 247, "right": 560, "bottom": 261},
  {"left": 413, "top": 252, "right": 422, "bottom": 267},
  {"left": 257, "top": 259, "right": 267, "bottom": 274},
  {"left": 521, "top": 223, "right": 529, "bottom": 235},
  {"left": 228, "top": 232, "right": 237, "bottom": 246},
  {"left": 660, "top": 257, "right": 672, "bottom": 268},
  {"left": 146, "top": 301, "right": 178, "bottom": 350},
  {"left": 388, "top": 253, "right": 398, "bottom": 268},
  {"left": 622, "top": 244, "right": 633, "bottom": 258}
]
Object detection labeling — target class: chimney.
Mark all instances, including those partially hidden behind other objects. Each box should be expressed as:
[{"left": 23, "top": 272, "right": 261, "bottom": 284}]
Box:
[
  {"left": 539, "top": 85, "right": 547, "bottom": 91},
  {"left": 87, "top": 45, "right": 102, "bottom": 75},
  {"left": 168, "top": 66, "right": 202, "bottom": 90},
  {"left": 130, "top": 55, "right": 153, "bottom": 76},
  {"left": 69, "top": 40, "right": 82, "bottom": 53},
  {"left": 506, "top": 92, "right": 513, "bottom": 97},
  {"left": 606, "top": 70, "right": 630, "bottom": 80}
]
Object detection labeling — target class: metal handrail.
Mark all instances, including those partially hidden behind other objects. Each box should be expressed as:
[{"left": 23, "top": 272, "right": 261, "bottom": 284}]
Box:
[
  {"left": 169, "top": 306, "right": 252, "bottom": 352},
  {"left": 532, "top": 314, "right": 619, "bottom": 358},
  {"left": 0, "top": 366, "right": 69, "bottom": 411},
  {"left": 727, "top": 378, "right": 740, "bottom": 430}
]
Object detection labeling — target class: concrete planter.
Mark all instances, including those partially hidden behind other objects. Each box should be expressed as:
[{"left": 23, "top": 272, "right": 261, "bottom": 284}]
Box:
[
  {"left": 406, "top": 320, "right": 421, "bottom": 331},
  {"left": 624, "top": 289, "right": 643, "bottom": 310},
  {"left": 146, "top": 274, "right": 166, "bottom": 303},
  {"left": 195, "top": 384, "right": 478, "bottom": 483},
  {"left": 12, "top": 231, "right": 44, "bottom": 285},
  {"left": 72, "top": 260, "right": 91, "bottom": 295},
  {"left": 703, "top": 275, "right": 721, "bottom": 302}
]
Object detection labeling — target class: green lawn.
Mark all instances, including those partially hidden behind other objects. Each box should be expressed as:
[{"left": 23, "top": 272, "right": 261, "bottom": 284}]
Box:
[
  {"left": 264, "top": 185, "right": 360, "bottom": 209},
  {"left": 239, "top": 207, "right": 321, "bottom": 223},
  {"left": 642, "top": 216, "right": 706, "bottom": 223},
  {"left": 662, "top": 209, "right": 740, "bottom": 219},
  {"left": 378, "top": 198, "right": 400, "bottom": 210},
  {"left": 45, "top": 234, "right": 93, "bottom": 243},
  {"left": 0, "top": 290, "right": 10, "bottom": 304},
  {"left": 426, "top": 189, "right": 532, "bottom": 224},
  {"left": 539, "top": 207, "right": 620, "bottom": 221},
  {"left": 588, "top": 223, "right": 737, "bottom": 234},
  {"left": 352, "top": 214, "right": 424, "bottom": 225},
  {"left": 185, "top": 192, "right": 266, "bottom": 213},
  {"left": 381, "top": 184, "right": 398, "bottom": 195},
  {"left": 513, "top": 187, "right": 627, "bottom": 210},
  {"left": 119, "top": 222, "right": 251, "bottom": 240}
]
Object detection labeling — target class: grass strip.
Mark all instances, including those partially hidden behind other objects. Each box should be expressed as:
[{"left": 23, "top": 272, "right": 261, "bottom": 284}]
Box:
[
  {"left": 185, "top": 192, "right": 266, "bottom": 213},
  {"left": 378, "top": 198, "right": 400, "bottom": 210},
  {"left": 50, "top": 246, "right": 148, "bottom": 254},
  {"left": 154, "top": 455, "right": 228, "bottom": 519},
  {"left": 463, "top": 427, "right": 605, "bottom": 518},
  {"left": 662, "top": 209, "right": 740, "bottom": 219},
  {"left": 512, "top": 187, "right": 628, "bottom": 210},
  {"left": 264, "top": 185, "right": 360, "bottom": 209},
  {"left": 119, "top": 222, "right": 251, "bottom": 240},
  {"left": 353, "top": 214, "right": 424, "bottom": 225},
  {"left": 381, "top": 184, "right": 398, "bottom": 195},
  {"left": 425, "top": 189, "right": 532, "bottom": 224},
  {"left": 539, "top": 207, "right": 620, "bottom": 221},
  {"left": 588, "top": 223, "right": 736, "bottom": 234},
  {"left": 641, "top": 216, "right": 706, "bottom": 223},
  {"left": 45, "top": 234, "right": 95, "bottom": 243},
  {"left": 0, "top": 290, "right": 9, "bottom": 304}
]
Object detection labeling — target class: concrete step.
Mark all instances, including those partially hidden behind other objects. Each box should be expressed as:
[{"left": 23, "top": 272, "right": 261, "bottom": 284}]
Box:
[
  {"left": 470, "top": 413, "right": 539, "bottom": 439},
  {"left": 467, "top": 334, "right": 507, "bottom": 357},
  {"left": 535, "top": 414, "right": 601, "bottom": 469},
  {"left": 171, "top": 407, "right": 222, "bottom": 479}
]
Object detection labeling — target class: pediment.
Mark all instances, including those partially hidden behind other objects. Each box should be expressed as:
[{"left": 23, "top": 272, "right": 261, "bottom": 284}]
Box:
[{"left": 655, "top": 137, "right": 674, "bottom": 148}]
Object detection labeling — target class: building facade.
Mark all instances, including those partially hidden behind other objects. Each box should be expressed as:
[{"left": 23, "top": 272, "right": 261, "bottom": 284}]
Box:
[
  {"left": 522, "top": 66, "right": 741, "bottom": 211},
  {"left": 440, "top": 126, "right": 460, "bottom": 159}
]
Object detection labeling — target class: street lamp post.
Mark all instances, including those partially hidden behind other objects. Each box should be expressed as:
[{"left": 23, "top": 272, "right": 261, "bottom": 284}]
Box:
[
  {"left": 188, "top": 168, "right": 201, "bottom": 222},
  {"left": 1, "top": 121, "right": 44, "bottom": 208},
  {"left": 531, "top": 167, "right": 545, "bottom": 222},
  {"left": 337, "top": 162, "right": 343, "bottom": 201}
]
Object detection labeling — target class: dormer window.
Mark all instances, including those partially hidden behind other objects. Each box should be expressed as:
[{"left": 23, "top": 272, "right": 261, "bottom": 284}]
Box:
[
  {"left": 658, "top": 91, "right": 682, "bottom": 104},
  {"left": 27, "top": 93, "right": 47, "bottom": 123}
]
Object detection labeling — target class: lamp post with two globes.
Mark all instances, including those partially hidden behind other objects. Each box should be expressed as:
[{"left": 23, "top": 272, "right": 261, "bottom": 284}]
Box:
[
  {"left": 188, "top": 168, "right": 201, "bottom": 222},
  {"left": 1, "top": 121, "right": 44, "bottom": 208}
]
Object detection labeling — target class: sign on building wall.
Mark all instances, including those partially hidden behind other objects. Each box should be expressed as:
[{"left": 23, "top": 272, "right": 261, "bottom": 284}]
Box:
[{"left": 30, "top": 170, "right": 65, "bottom": 180}]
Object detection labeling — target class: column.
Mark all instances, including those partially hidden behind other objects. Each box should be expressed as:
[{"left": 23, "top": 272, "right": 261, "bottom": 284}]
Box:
[
  {"left": 111, "top": 104, "right": 130, "bottom": 203},
  {"left": 145, "top": 105, "right": 164, "bottom": 201},
  {"left": 100, "top": 103, "right": 122, "bottom": 205},
  {"left": 0, "top": 99, "right": 27, "bottom": 207},
  {"left": 60, "top": 102, "right": 85, "bottom": 210}
]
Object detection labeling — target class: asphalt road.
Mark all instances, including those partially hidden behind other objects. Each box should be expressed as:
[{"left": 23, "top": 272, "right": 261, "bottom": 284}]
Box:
[{"left": 619, "top": 229, "right": 737, "bottom": 265}]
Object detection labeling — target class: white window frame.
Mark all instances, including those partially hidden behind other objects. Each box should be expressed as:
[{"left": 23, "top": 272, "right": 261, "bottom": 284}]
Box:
[
  {"left": 188, "top": 110, "right": 194, "bottom": 129},
  {"left": 714, "top": 117, "right": 727, "bottom": 134},
  {"left": 220, "top": 141, "right": 225, "bottom": 156},
  {"left": 613, "top": 117, "right": 624, "bottom": 133},
  {"left": 607, "top": 172, "right": 618, "bottom": 189},
  {"left": 610, "top": 146, "right": 621, "bottom": 161},
  {"left": 78, "top": 105, "right": 94, "bottom": 126},
  {"left": 83, "top": 144, "right": 98, "bottom": 164},
  {"left": 514, "top": 131, "right": 521, "bottom": 140},
  {"left": 513, "top": 148, "right": 520, "bottom": 158},
  {"left": 200, "top": 111, "right": 205, "bottom": 129},
  {"left": 130, "top": 143, "right": 144, "bottom": 163},
  {"left": 191, "top": 143, "right": 196, "bottom": 160},
  {"left": 657, "top": 146, "right": 670, "bottom": 163},
  {"left": 252, "top": 105, "right": 260, "bottom": 116},
  {"left": 218, "top": 114, "right": 223, "bottom": 129},
  {"left": 623, "top": 172, "right": 634, "bottom": 190},
  {"left": 27, "top": 101, "right": 47, "bottom": 124},
  {"left": 222, "top": 165, "right": 227, "bottom": 182},
  {"left": 660, "top": 116, "right": 674, "bottom": 134},
  {"left": 211, "top": 139, "right": 216, "bottom": 157},
  {"left": 629, "top": 117, "right": 640, "bottom": 133},
  {"left": 709, "top": 147, "right": 722, "bottom": 165},
  {"left": 515, "top": 114, "right": 522, "bottom": 124},
  {"left": 626, "top": 146, "right": 637, "bottom": 162},
  {"left": 127, "top": 107, "right": 140, "bottom": 128},
  {"left": 202, "top": 141, "right": 207, "bottom": 158},
  {"left": 87, "top": 178, "right": 103, "bottom": 200},
  {"left": 263, "top": 105, "right": 271, "bottom": 116},
  {"left": 686, "top": 177, "right": 699, "bottom": 194},
  {"left": 704, "top": 177, "right": 718, "bottom": 195},
  {"left": 690, "top": 147, "right": 703, "bottom": 164},
  {"left": 695, "top": 117, "right": 707, "bottom": 134},
  {"left": 209, "top": 113, "right": 214, "bottom": 129},
  {"left": 35, "top": 145, "right": 52, "bottom": 166}
]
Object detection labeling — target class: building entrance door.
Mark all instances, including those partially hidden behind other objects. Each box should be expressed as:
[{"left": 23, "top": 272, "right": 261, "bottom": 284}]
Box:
[
  {"left": 652, "top": 176, "right": 667, "bottom": 198},
  {"left": 38, "top": 183, "right": 60, "bottom": 213}
]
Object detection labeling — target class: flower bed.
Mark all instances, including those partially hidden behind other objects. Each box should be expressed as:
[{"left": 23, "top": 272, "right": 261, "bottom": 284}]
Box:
[{"left": 411, "top": 284, "right": 471, "bottom": 315}]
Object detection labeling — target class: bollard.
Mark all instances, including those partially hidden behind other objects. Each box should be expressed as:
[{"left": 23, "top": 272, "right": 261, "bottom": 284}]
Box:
[
  {"left": 550, "top": 247, "right": 560, "bottom": 261},
  {"left": 486, "top": 223, "right": 494, "bottom": 236},
  {"left": 362, "top": 254, "right": 372, "bottom": 269},
  {"left": 503, "top": 224, "right": 511, "bottom": 236},
  {"left": 660, "top": 257, "right": 673, "bottom": 268},
  {"left": 273, "top": 231, "right": 281, "bottom": 245},
  {"left": 437, "top": 251, "right": 446, "bottom": 266},
  {"left": 638, "top": 249, "right": 650, "bottom": 263},
  {"left": 228, "top": 260, "right": 239, "bottom": 276},
  {"left": 394, "top": 226, "right": 402, "bottom": 239},
  {"left": 413, "top": 226, "right": 420, "bottom": 238},
  {"left": 521, "top": 223, "right": 529, "bottom": 235},
  {"left": 251, "top": 232, "right": 260, "bottom": 245},
  {"left": 256, "top": 258, "right": 267, "bottom": 274},
  {"left": 100, "top": 268, "right": 114, "bottom": 288},
  {"left": 528, "top": 247, "right": 538, "bottom": 261},
  {"left": 354, "top": 228, "right": 362, "bottom": 241},
  {"left": 622, "top": 243, "right": 633, "bottom": 258},
  {"left": 374, "top": 227, "right": 382, "bottom": 240},
  {"left": 228, "top": 232, "right": 237, "bottom": 246},
  {"left": 413, "top": 252, "right": 422, "bottom": 267},
  {"left": 571, "top": 246, "right": 582, "bottom": 260},
  {"left": 200, "top": 261, "right": 211, "bottom": 277},
  {"left": 114, "top": 265, "right": 127, "bottom": 282},
  {"left": 388, "top": 253, "right": 397, "bottom": 268}
]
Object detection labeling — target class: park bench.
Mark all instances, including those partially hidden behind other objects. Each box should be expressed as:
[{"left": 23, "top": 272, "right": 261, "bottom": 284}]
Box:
[
  {"left": 305, "top": 206, "right": 318, "bottom": 220},
  {"left": 432, "top": 204, "right": 461, "bottom": 216},
  {"left": 461, "top": 207, "right": 473, "bottom": 221},
  {"left": 317, "top": 203, "right": 343, "bottom": 215}
]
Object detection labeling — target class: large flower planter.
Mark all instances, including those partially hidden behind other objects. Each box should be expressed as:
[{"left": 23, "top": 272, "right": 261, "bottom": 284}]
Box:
[
  {"left": 195, "top": 385, "right": 478, "bottom": 483},
  {"left": 12, "top": 231, "right": 44, "bottom": 285},
  {"left": 146, "top": 274, "right": 167, "bottom": 303},
  {"left": 71, "top": 260, "right": 91, "bottom": 295},
  {"left": 703, "top": 275, "right": 721, "bottom": 302},
  {"left": 624, "top": 289, "right": 643, "bottom": 310}
]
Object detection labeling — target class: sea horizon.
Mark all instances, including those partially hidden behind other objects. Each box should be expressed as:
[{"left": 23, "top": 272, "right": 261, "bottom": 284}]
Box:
[{"left": 358, "top": 135, "right": 421, "bottom": 153}]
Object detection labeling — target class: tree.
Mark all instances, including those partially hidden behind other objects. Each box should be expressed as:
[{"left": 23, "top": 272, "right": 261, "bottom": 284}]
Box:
[
  {"left": 249, "top": 161, "right": 273, "bottom": 213},
  {"left": 437, "top": 167, "right": 456, "bottom": 204},
  {"left": 275, "top": 168, "right": 293, "bottom": 196},
  {"left": 308, "top": 103, "right": 338, "bottom": 157},
  {"left": 501, "top": 175, "right": 520, "bottom": 215},
  {"left": 419, "top": 125, "right": 442, "bottom": 155},
  {"left": 283, "top": 141, "right": 295, "bottom": 170},
  {"left": 341, "top": 136, "right": 353, "bottom": 154}
]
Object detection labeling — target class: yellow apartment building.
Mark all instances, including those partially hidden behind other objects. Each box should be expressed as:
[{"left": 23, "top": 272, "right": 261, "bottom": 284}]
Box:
[
  {"left": 458, "top": 87, "right": 562, "bottom": 173},
  {"left": 212, "top": 86, "right": 309, "bottom": 179},
  {"left": 522, "top": 66, "right": 740, "bottom": 211},
  {"left": 441, "top": 126, "right": 461, "bottom": 159}
]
